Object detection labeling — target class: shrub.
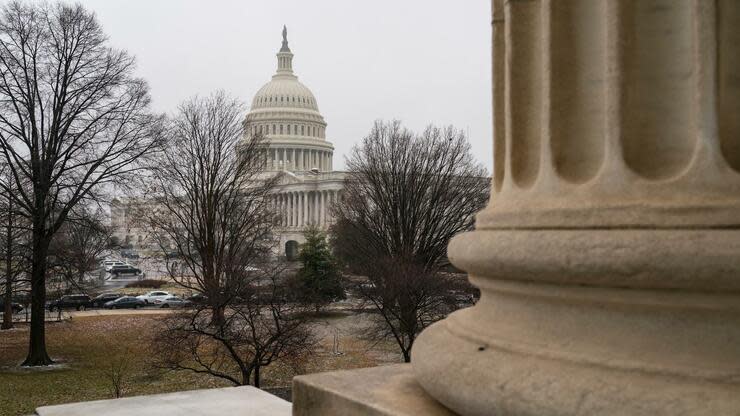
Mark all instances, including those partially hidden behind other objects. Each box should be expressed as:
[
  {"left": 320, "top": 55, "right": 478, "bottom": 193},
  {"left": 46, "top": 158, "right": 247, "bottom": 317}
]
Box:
[{"left": 125, "top": 279, "right": 167, "bottom": 289}]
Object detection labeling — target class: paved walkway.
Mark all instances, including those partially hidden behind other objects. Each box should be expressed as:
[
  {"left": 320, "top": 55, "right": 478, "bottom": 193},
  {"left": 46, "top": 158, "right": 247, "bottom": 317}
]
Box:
[{"left": 68, "top": 308, "right": 175, "bottom": 317}]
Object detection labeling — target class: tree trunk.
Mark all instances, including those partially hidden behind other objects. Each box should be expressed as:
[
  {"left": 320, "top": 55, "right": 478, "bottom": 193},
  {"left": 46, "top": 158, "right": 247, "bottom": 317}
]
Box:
[
  {"left": 254, "top": 364, "right": 260, "bottom": 388},
  {"left": 22, "top": 232, "right": 53, "bottom": 366},
  {"left": 1, "top": 194, "right": 14, "bottom": 330},
  {"left": 211, "top": 304, "right": 225, "bottom": 328},
  {"left": 1, "top": 280, "right": 11, "bottom": 330}
]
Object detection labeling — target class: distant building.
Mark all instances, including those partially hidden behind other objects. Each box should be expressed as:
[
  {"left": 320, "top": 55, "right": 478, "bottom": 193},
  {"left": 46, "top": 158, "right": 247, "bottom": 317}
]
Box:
[
  {"left": 245, "top": 26, "right": 344, "bottom": 259},
  {"left": 112, "top": 27, "right": 344, "bottom": 259}
]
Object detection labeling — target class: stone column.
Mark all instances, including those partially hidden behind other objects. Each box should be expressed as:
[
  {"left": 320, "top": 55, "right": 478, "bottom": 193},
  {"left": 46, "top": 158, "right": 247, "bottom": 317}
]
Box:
[
  {"left": 290, "top": 193, "right": 295, "bottom": 227},
  {"left": 275, "top": 194, "right": 283, "bottom": 226},
  {"left": 282, "top": 194, "right": 287, "bottom": 227},
  {"left": 303, "top": 193, "right": 308, "bottom": 226},
  {"left": 411, "top": 1, "right": 740, "bottom": 416},
  {"left": 293, "top": 192, "right": 300, "bottom": 227},
  {"left": 299, "top": 192, "right": 304, "bottom": 226},
  {"left": 293, "top": 193, "right": 299, "bottom": 227},
  {"left": 293, "top": 192, "right": 298, "bottom": 227},
  {"left": 320, "top": 191, "right": 326, "bottom": 227},
  {"left": 314, "top": 192, "right": 319, "bottom": 226},
  {"left": 284, "top": 193, "right": 289, "bottom": 228}
]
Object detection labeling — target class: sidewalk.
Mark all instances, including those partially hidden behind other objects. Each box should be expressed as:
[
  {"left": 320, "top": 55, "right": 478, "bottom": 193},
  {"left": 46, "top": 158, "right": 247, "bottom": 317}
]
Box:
[{"left": 69, "top": 308, "right": 175, "bottom": 317}]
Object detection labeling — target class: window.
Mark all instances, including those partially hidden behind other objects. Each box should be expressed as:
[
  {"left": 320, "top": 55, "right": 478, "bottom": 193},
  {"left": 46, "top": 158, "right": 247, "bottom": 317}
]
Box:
[
  {"left": 301, "top": 125, "right": 305, "bottom": 135},
  {"left": 272, "top": 124, "right": 276, "bottom": 134},
  {"left": 280, "top": 124, "right": 283, "bottom": 134}
]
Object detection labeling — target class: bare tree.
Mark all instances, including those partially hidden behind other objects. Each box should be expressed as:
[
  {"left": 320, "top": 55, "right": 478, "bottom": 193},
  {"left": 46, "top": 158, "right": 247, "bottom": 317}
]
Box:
[
  {"left": 152, "top": 264, "right": 316, "bottom": 388},
  {"left": 331, "top": 120, "right": 489, "bottom": 361},
  {"left": 146, "top": 92, "right": 316, "bottom": 387},
  {"left": 0, "top": 2, "right": 162, "bottom": 365},
  {"left": 102, "top": 350, "right": 132, "bottom": 398},
  {"left": 145, "top": 92, "right": 276, "bottom": 323}
]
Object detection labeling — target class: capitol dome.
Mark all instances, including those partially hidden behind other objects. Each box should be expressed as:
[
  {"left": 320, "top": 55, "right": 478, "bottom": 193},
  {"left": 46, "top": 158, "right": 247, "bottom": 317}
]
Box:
[
  {"left": 245, "top": 26, "right": 333, "bottom": 173},
  {"left": 250, "top": 75, "right": 320, "bottom": 112}
]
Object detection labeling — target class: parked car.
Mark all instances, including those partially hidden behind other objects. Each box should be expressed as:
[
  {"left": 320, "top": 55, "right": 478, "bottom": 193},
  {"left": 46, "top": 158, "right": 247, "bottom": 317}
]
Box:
[
  {"left": 0, "top": 298, "right": 23, "bottom": 313},
  {"left": 186, "top": 293, "right": 208, "bottom": 304},
  {"left": 48, "top": 294, "right": 92, "bottom": 311},
  {"left": 110, "top": 265, "right": 141, "bottom": 276},
  {"left": 104, "top": 260, "right": 127, "bottom": 272},
  {"left": 136, "top": 291, "right": 172, "bottom": 304},
  {"left": 91, "top": 293, "right": 123, "bottom": 308},
  {"left": 153, "top": 296, "right": 191, "bottom": 308},
  {"left": 104, "top": 296, "right": 145, "bottom": 309},
  {"left": 121, "top": 249, "right": 140, "bottom": 259}
]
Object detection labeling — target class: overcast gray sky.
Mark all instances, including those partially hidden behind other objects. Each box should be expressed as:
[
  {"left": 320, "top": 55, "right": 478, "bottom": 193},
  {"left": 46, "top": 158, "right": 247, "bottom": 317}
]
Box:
[{"left": 76, "top": 0, "right": 492, "bottom": 170}]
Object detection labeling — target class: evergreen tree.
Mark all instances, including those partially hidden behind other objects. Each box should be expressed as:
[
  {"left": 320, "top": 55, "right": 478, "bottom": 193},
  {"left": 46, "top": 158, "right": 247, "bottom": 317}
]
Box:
[{"left": 296, "top": 226, "right": 345, "bottom": 311}]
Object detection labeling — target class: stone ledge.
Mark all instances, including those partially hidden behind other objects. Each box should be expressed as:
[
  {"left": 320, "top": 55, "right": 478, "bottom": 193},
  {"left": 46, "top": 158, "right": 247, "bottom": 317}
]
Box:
[
  {"left": 35, "top": 386, "right": 291, "bottom": 416},
  {"left": 292, "top": 364, "right": 457, "bottom": 416}
]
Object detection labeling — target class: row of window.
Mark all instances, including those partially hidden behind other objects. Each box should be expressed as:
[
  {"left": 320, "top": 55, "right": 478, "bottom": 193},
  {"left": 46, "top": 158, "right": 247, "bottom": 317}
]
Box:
[
  {"left": 250, "top": 123, "right": 324, "bottom": 138},
  {"left": 257, "top": 95, "right": 315, "bottom": 106}
]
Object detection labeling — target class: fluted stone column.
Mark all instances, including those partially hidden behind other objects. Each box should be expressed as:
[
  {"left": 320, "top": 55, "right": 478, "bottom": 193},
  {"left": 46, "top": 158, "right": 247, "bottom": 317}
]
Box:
[
  {"left": 319, "top": 191, "right": 325, "bottom": 227},
  {"left": 298, "top": 192, "right": 303, "bottom": 226},
  {"left": 411, "top": 1, "right": 740, "bottom": 415},
  {"left": 302, "top": 192, "right": 309, "bottom": 227},
  {"left": 289, "top": 193, "right": 294, "bottom": 227},
  {"left": 292, "top": 193, "right": 297, "bottom": 227}
]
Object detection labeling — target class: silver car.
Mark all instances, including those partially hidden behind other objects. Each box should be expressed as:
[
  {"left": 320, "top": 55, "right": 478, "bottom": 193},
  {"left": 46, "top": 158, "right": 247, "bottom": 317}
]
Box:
[{"left": 153, "top": 296, "right": 191, "bottom": 308}]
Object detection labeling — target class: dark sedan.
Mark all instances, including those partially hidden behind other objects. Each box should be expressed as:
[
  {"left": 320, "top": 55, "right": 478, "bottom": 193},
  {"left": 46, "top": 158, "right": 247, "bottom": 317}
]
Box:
[
  {"left": 48, "top": 294, "right": 92, "bottom": 311},
  {"left": 110, "top": 265, "right": 142, "bottom": 277},
  {"left": 91, "top": 293, "right": 123, "bottom": 308},
  {"left": 104, "top": 296, "right": 145, "bottom": 309}
]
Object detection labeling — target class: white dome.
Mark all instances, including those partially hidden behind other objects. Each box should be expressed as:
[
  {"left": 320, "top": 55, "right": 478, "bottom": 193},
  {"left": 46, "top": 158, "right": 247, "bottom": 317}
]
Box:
[{"left": 251, "top": 77, "right": 320, "bottom": 112}]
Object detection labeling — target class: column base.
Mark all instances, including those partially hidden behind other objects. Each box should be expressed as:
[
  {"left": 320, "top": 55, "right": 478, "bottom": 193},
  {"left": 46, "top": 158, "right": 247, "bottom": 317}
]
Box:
[
  {"left": 413, "top": 316, "right": 740, "bottom": 416},
  {"left": 410, "top": 228, "right": 740, "bottom": 416}
]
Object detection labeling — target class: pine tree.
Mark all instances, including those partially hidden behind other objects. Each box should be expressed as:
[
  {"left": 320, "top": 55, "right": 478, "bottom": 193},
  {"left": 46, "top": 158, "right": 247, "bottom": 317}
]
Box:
[{"left": 296, "top": 226, "right": 345, "bottom": 312}]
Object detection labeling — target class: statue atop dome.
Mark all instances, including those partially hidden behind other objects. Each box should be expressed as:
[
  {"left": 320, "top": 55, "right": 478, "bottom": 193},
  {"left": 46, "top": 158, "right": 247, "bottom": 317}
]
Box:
[{"left": 280, "top": 25, "right": 290, "bottom": 52}]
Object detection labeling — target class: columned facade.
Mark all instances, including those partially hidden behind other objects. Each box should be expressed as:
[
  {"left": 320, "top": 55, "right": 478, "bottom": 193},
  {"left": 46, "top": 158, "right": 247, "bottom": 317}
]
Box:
[
  {"left": 410, "top": 1, "right": 740, "bottom": 415},
  {"left": 270, "top": 188, "right": 342, "bottom": 229}
]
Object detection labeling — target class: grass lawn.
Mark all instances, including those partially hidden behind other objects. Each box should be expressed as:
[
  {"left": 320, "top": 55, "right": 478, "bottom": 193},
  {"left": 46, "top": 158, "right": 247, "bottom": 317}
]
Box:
[{"left": 0, "top": 312, "right": 400, "bottom": 416}]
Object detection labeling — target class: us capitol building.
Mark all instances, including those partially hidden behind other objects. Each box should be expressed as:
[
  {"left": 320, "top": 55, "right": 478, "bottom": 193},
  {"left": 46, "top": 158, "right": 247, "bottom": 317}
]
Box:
[{"left": 112, "top": 27, "right": 344, "bottom": 259}]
